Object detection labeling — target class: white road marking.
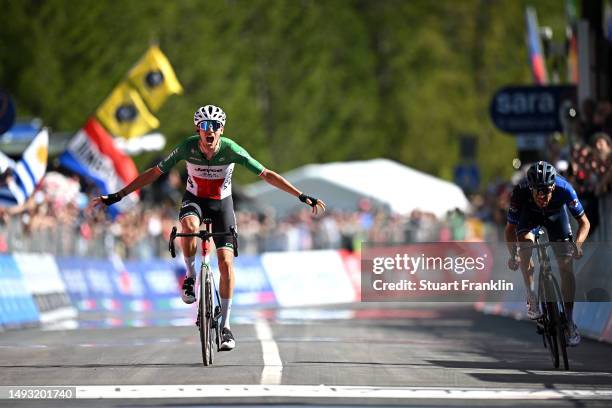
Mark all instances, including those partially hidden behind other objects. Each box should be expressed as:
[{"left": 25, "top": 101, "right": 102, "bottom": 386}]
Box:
[
  {"left": 68, "top": 385, "right": 612, "bottom": 400},
  {"left": 254, "top": 319, "right": 282, "bottom": 385}
]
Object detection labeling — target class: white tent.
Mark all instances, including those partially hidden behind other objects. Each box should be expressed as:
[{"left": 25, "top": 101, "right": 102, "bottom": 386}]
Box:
[{"left": 244, "top": 158, "right": 470, "bottom": 217}]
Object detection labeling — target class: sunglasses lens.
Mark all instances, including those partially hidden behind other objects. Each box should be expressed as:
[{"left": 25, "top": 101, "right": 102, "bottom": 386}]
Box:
[{"left": 199, "top": 121, "right": 221, "bottom": 131}]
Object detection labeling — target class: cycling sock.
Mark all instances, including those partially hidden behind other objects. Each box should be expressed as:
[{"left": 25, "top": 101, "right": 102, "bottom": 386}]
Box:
[
  {"left": 220, "top": 298, "right": 232, "bottom": 329},
  {"left": 184, "top": 255, "right": 196, "bottom": 279}
]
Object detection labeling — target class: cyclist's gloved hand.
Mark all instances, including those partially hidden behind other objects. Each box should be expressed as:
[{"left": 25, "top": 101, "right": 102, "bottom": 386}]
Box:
[
  {"left": 573, "top": 245, "right": 584, "bottom": 259},
  {"left": 298, "top": 193, "right": 318, "bottom": 208},
  {"left": 298, "top": 193, "right": 326, "bottom": 215},
  {"left": 101, "top": 191, "right": 124, "bottom": 206}
]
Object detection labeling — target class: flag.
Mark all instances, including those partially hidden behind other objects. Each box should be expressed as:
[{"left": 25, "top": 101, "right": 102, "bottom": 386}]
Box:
[
  {"left": 0, "top": 128, "right": 48, "bottom": 206},
  {"left": 0, "top": 149, "right": 18, "bottom": 207},
  {"left": 128, "top": 45, "right": 183, "bottom": 112},
  {"left": 525, "top": 7, "right": 549, "bottom": 85},
  {"left": 0, "top": 149, "right": 15, "bottom": 174},
  {"left": 565, "top": 0, "right": 579, "bottom": 83},
  {"left": 58, "top": 117, "right": 139, "bottom": 216},
  {"left": 96, "top": 81, "right": 159, "bottom": 139}
]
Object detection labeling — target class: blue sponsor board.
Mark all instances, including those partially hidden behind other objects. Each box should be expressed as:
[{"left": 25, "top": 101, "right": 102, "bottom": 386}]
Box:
[
  {"left": 203, "top": 255, "right": 276, "bottom": 306},
  {"left": 574, "top": 302, "right": 612, "bottom": 338},
  {"left": 57, "top": 257, "right": 120, "bottom": 311},
  {"left": 489, "top": 85, "right": 577, "bottom": 134},
  {"left": 124, "top": 259, "right": 181, "bottom": 310},
  {"left": 0, "top": 254, "right": 39, "bottom": 327},
  {"left": 56, "top": 255, "right": 276, "bottom": 312},
  {"left": 232, "top": 255, "right": 276, "bottom": 306}
]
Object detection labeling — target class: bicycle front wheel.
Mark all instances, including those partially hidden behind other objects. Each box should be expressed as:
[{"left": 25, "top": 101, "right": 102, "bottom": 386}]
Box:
[
  {"left": 550, "top": 276, "right": 570, "bottom": 370},
  {"left": 205, "top": 276, "right": 214, "bottom": 365},
  {"left": 544, "top": 302, "right": 560, "bottom": 369},
  {"left": 199, "top": 272, "right": 213, "bottom": 366}
]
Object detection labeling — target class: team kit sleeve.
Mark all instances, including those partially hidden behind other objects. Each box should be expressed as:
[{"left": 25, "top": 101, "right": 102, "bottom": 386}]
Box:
[
  {"left": 228, "top": 139, "right": 265, "bottom": 175},
  {"left": 565, "top": 183, "right": 585, "bottom": 218},
  {"left": 507, "top": 184, "right": 522, "bottom": 225},
  {"left": 157, "top": 140, "right": 188, "bottom": 173}
]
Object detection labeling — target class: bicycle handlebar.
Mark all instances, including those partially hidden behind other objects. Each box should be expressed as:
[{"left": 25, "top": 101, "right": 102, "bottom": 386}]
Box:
[{"left": 168, "top": 226, "right": 239, "bottom": 258}]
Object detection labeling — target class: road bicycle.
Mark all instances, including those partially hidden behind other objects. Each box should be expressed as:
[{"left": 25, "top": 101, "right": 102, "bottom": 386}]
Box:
[
  {"left": 518, "top": 228, "right": 577, "bottom": 370},
  {"left": 168, "top": 219, "right": 238, "bottom": 366}
]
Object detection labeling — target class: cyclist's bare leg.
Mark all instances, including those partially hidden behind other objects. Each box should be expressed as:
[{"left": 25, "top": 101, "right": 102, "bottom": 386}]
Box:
[
  {"left": 180, "top": 215, "right": 199, "bottom": 278},
  {"left": 217, "top": 247, "right": 235, "bottom": 329},
  {"left": 517, "top": 231, "right": 536, "bottom": 293},
  {"left": 556, "top": 253, "right": 576, "bottom": 323}
]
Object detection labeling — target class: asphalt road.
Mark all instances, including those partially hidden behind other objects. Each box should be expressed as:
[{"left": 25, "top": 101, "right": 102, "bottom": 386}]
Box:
[{"left": 1, "top": 303, "right": 611, "bottom": 407}]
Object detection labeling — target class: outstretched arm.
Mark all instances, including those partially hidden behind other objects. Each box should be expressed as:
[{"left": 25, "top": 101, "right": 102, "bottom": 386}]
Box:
[
  {"left": 259, "top": 168, "right": 326, "bottom": 214},
  {"left": 573, "top": 214, "right": 590, "bottom": 258},
  {"left": 90, "top": 166, "right": 163, "bottom": 208}
]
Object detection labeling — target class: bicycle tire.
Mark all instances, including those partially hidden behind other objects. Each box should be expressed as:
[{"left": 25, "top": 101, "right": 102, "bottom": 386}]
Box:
[
  {"left": 545, "top": 301, "right": 560, "bottom": 369},
  {"left": 205, "top": 276, "right": 214, "bottom": 365},
  {"left": 199, "top": 272, "right": 212, "bottom": 366},
  {"left": 542, "top": 280, "right": 560, "bottom": 369},
  {"left": 541, "top": 303, "right": 559, "bottom": 368},
  {"left": 550, "top": 276, "right": 570, "bottom": 370},
  {"left": 538, "top": 276, "right": 559, "bottom": 368}
]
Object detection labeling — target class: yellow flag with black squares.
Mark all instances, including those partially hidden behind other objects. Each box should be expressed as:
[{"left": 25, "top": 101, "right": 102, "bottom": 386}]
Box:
[
  {"left": 96, "top": 81, "right": 160, "bottom": 138},
  {"left": 128, "top": 45, "right": 183, "bottom": 112}
]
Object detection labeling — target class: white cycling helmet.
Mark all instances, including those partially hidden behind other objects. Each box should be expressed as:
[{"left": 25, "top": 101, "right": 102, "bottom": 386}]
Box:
[{"left": 194, "top": 105, "right": 226, "bottom": 127}]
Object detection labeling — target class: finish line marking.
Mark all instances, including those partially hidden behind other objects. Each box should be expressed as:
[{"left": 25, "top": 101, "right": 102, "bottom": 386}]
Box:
[
  {"left": 254, "top": 319, "right": 282, "bottom": 385},
  {"left": 63, "top": 385, "right": 612, "bottom": 400}
]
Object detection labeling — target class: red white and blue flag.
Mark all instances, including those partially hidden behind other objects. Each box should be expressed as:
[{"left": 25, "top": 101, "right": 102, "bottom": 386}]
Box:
[
  {"left": 525, "top": 7, "right": 549, "bottom": 85},
  {"left": 59, "top": 117, "right": 139, "bottom": 216}
]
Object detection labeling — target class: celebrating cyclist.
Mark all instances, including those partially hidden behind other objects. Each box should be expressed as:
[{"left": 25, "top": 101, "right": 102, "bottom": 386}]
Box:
[
  {"left": 91, "top": 104, "right": 326, "bottom": 351},
  {"left": 505, "top": 161, "right": 589, "bottom": 347}
]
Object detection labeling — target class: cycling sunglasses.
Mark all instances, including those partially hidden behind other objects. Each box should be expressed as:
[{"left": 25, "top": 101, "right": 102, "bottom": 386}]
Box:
[
  {"left": 532, "top": 186, "right": 554, "bottom": 195},
  {"left": 198, "top": 120, "right": 223, "bottom": 132}
]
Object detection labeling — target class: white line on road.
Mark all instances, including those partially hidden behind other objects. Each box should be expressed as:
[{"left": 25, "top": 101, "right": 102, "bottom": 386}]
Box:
[
  {"left": 68, "top": 385, "right": 612, "bottom": 400},
  {"left": 254, "top": 319, "right": 282, "bottom": 385}
]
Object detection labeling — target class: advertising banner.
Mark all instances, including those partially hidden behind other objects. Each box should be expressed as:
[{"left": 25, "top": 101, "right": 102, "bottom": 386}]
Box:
[
  {"left": 261, "top": 250, "right": 355, "bottom": 307},
  {"left": 0, "top": 254, "right": 39, "bottom": 327},
  {"left": 13, "top": 253, "right": 76, "bottom": 323}
]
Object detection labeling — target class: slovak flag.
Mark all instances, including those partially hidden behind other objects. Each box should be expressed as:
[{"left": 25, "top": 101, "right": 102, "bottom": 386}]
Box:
[
  {"left": 58, "top": 117, "right": 139, "bottom": 216},
  {"left": 0, "top": 128, "right": 48, "bottom": 206}
]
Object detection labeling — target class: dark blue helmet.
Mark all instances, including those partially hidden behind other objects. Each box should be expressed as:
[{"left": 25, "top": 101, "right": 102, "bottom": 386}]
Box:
[{"left": 527, "top": 161, "right": 556, "bottom": 188}]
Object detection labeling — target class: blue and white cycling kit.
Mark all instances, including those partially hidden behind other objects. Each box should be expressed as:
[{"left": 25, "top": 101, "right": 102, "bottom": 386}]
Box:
[{"left": 507, "top": 175, "right": 584, "bottom": 245}]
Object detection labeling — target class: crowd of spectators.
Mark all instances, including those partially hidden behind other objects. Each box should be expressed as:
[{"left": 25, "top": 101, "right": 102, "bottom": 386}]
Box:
[
  {"left": 0, "top": 165, "right": 488, "bottom": 259},
  {"left": 0, "top": 98, "right": 610, "bottom": 260},
  {"left": 471, "top": 98, "right": 612, "bottom": 240}
]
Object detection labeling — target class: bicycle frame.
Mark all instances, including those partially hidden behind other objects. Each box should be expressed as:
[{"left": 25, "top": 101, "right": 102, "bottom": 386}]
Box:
[
  {"left": 522, "top": 228, "right": 573, "bottom": 370},
  {"left": 168, "top": 220, "right": 238, "bottom": 366},
  {"left": 199, "top": 223, "right": 223, "bottom": 362}
]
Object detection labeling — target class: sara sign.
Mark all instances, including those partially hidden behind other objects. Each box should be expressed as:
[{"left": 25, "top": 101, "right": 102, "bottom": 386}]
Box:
[{"left": 489, "top": 85, "right": 576, "bottom": 134}]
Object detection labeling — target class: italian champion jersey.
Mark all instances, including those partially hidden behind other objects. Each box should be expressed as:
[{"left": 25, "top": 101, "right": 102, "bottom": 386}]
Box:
[{"left": 157, "top": 136, "right": 265, "bottom": 199}]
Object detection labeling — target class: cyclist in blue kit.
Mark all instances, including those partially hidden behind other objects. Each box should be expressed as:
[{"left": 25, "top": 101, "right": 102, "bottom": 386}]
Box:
[{"left": 505, "top": 161, "right": 590, "bottom": 347}]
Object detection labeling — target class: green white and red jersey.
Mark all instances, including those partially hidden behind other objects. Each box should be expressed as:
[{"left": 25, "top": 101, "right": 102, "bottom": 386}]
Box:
[{"left": 157, "top": 136, "right": 265, "bottom": 200}]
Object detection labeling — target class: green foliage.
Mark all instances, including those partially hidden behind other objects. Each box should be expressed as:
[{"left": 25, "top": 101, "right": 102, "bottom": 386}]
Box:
[{"left": 0, "top": 0, "right": 566, "bottom": 186}]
